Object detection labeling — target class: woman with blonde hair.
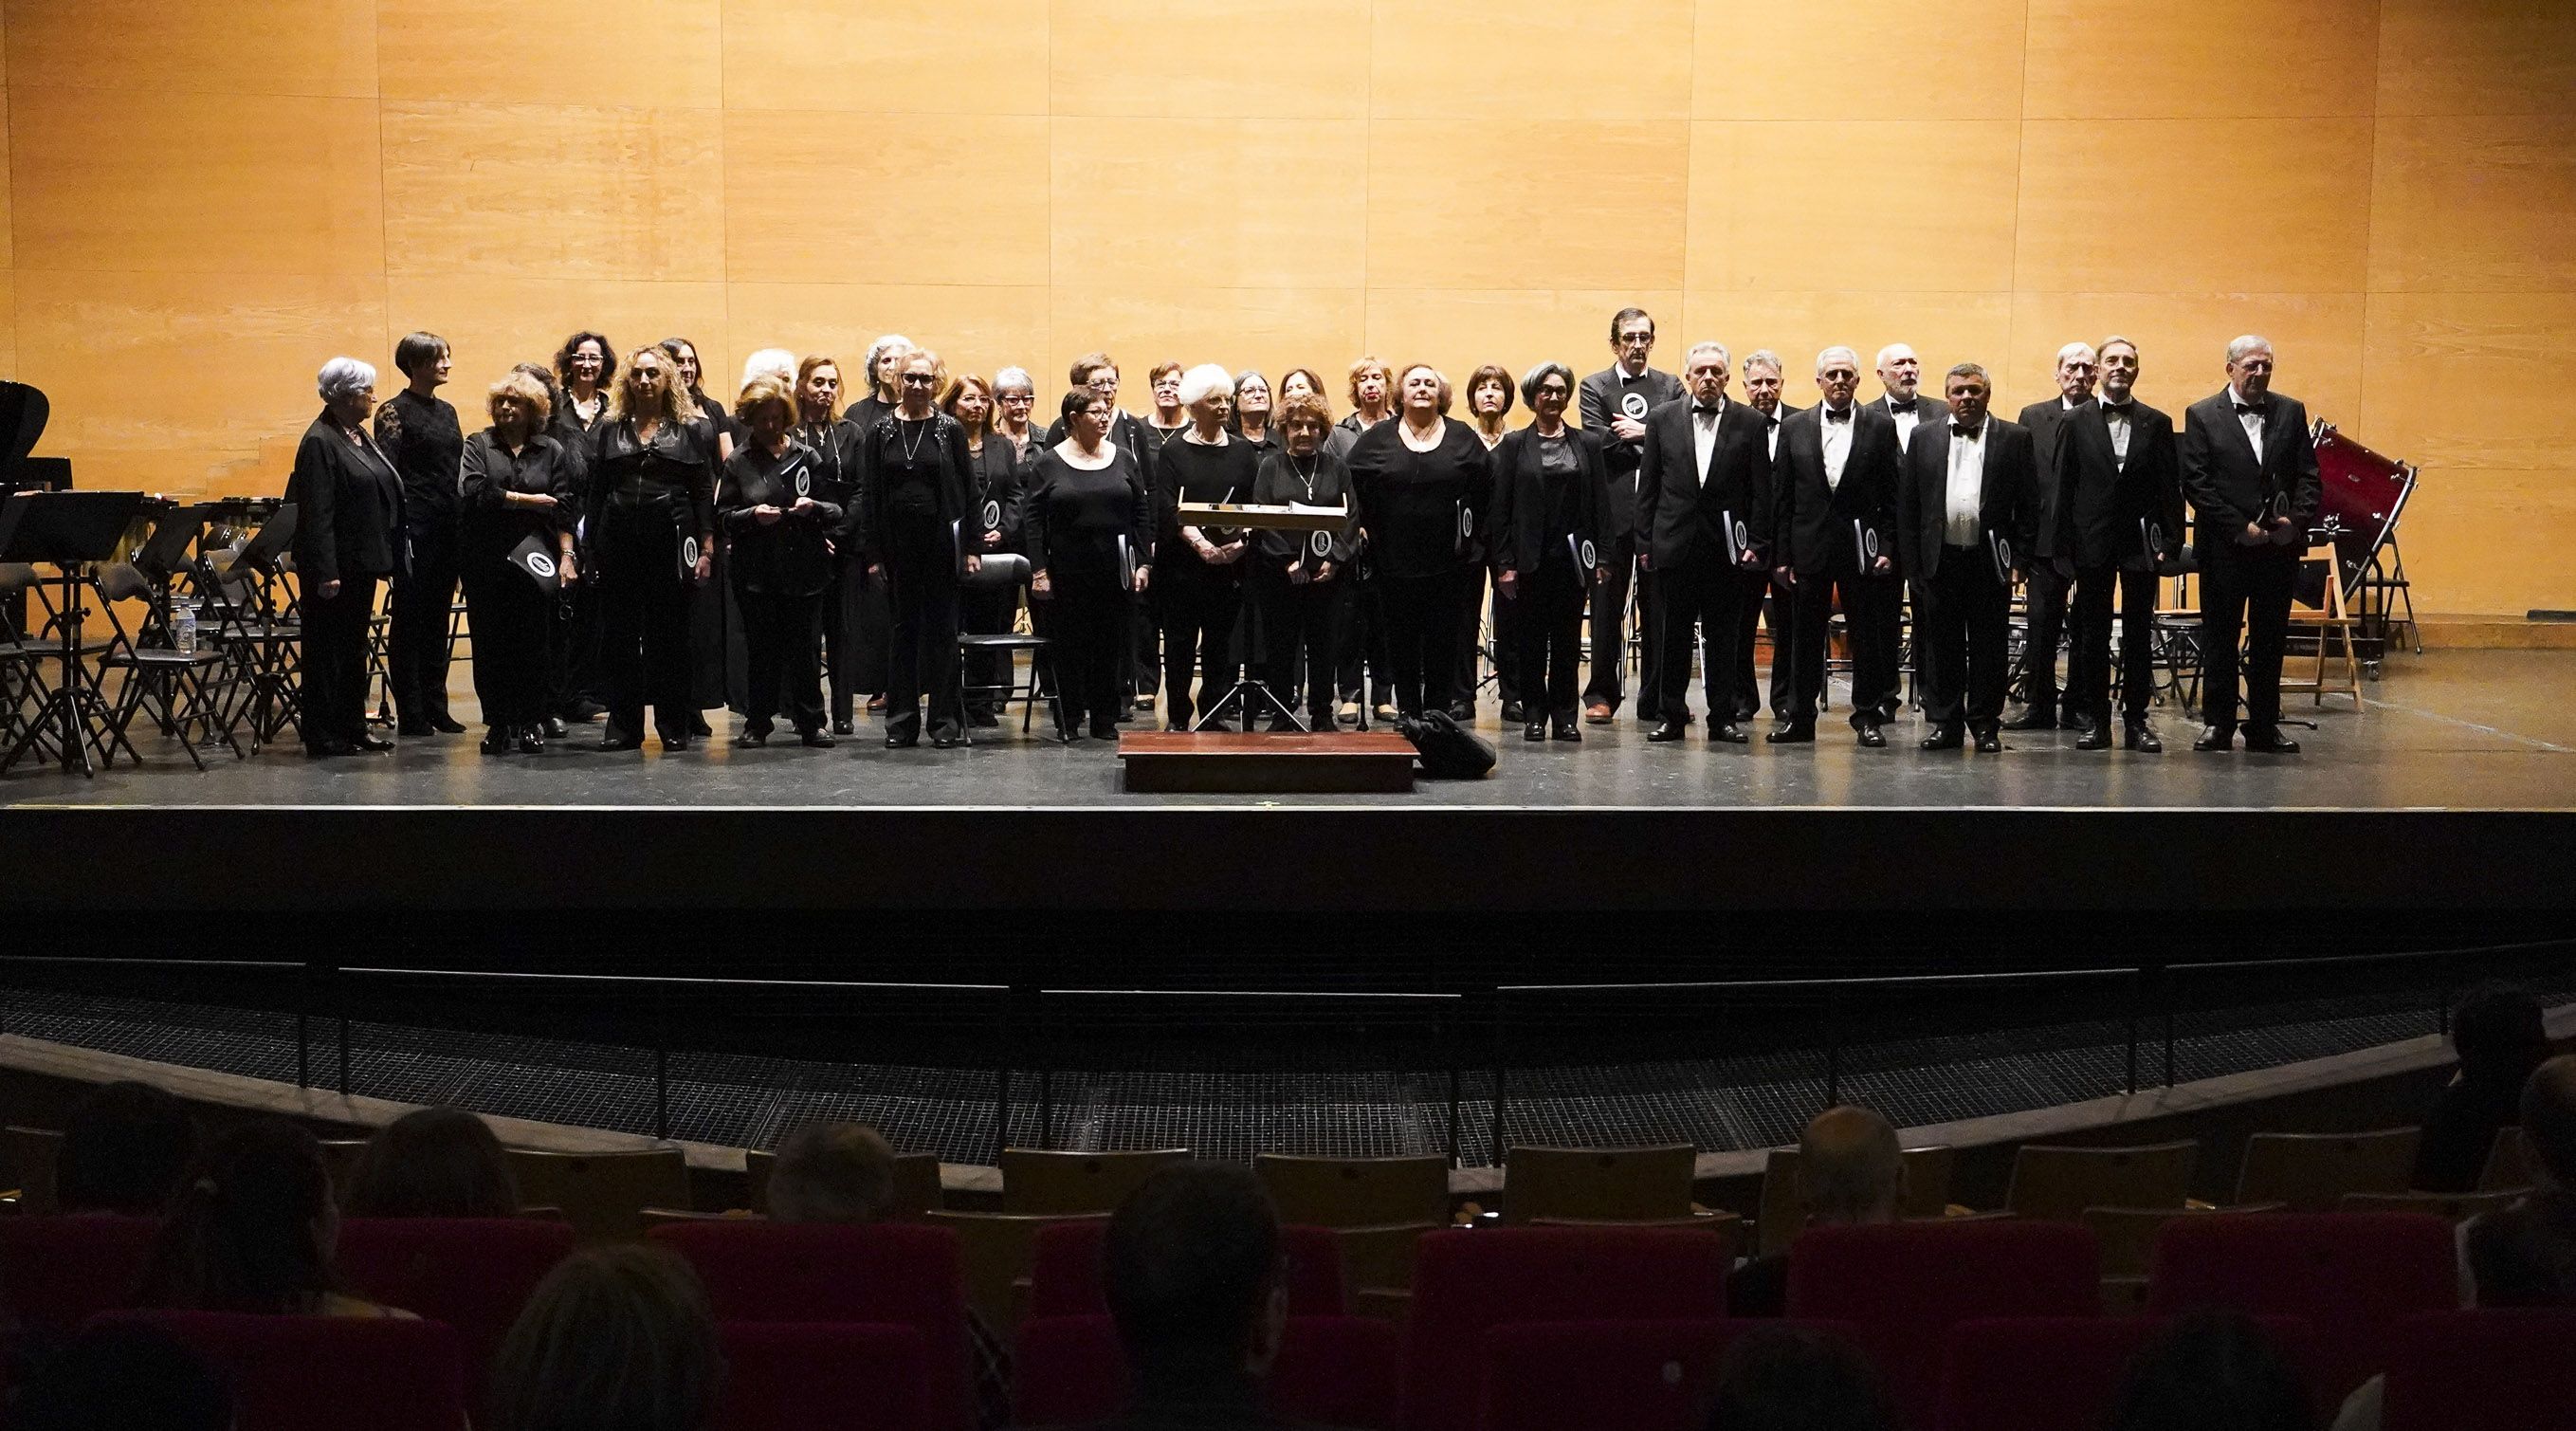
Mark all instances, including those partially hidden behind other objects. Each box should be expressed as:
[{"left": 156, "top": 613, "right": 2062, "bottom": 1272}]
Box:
[
  {"left": 794, "top": 354, "right": 868, "bottom": 736},
  {"left": 1154, "top": 365, "right": 1263, "bottom": 728},
  {"left": 587, "top": 347, "right": 719, "bottom": 752},
  {"left": 459, "top": 369, "right": 576, "bottom": 755},
  {"left": 1341, "top": 358, "right": 1394, "bottom": 435}
]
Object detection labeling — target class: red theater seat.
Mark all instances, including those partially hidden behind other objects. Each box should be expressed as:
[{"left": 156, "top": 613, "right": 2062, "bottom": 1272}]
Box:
[
  {"left": 0, "top": 1215, "right": 158, "bottom": 1333},
  {"left": 1480, "top": 1318, "right": 1868, "bottom": 1431},
  {"left": 718, "top": 1322, "right": 930, "bottom": 1431},
  {"left": 649, "top": 1220, "right": 975, "bottom": 1431},
  {"left": 1028, "top": 1219, "right": 1346, "bottom": 1317},
  {"left": 1404, "top": 1226, "right": 1730, "bottom": 1431},
  {"left": 335, "top": 1217, "right": 575, "bottom": 1380},
  {"left": 1014, "top": 1313, "right": 1401, "bottom": 1429},
  {"left": 1935, "top": 1315, "right": 2325, "bottom": 1431},
  {"left": 2379, "top": 1309, "right": 2576, "bottom": 1431},
  {"left": 102, "top": 1310, "right": 466, "bottom": 1431},
  {"left": 2147, "top": 1212, "right": 2456, "bottom": 1401}
]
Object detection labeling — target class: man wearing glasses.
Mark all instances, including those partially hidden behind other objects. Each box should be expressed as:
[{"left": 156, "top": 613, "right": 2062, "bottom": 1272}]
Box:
[{"left": 1579, "top": 307, "right": 1686, "bottom": 727}]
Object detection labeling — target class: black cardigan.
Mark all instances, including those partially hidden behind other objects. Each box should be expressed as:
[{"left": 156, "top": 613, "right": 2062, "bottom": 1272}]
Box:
[
  {"left": 458, "top": 430, "right": 575, "bottom": 569},
  {"left": 1344, "top": 418, "right": 1492, "bottom": 579},
  {"left": 285, "top": 413, "right": 406, "bottom": 587},
  {"left": 1488, "top": 426, "right": 1610, "bottom": 578},
  {"left": 719, "top": 440, "right": 845, "bottom": 596}
]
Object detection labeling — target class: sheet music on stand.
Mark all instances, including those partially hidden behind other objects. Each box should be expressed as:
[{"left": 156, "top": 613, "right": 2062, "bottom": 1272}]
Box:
[
  {"left": 0, "top": 486, "right": 151, "bottom": 777},
  {"left": 1170, "top": 501, "right": 1356, "bottom": 733}
]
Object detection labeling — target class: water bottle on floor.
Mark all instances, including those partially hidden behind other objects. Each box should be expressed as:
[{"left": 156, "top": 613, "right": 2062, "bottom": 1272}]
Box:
[{"left": 173, "top": 599, "right": 197, "bottom": 654}]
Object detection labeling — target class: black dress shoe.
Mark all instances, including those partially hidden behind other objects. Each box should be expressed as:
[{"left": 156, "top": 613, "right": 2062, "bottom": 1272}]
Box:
[
  {"left": 1500, "top": 701, "right": 1526, "bottom": 725},
  {"left": 1732, "top": 702, "right": 1760, "bottom": 723},
  {"left": 800, "top": 728, "right": 836, "bottom": 748},
  {"left": 1710, "top": 723, "right": 1748, "bottom": 744},
  {"left": 516, "top": 726, "right": 545, "bottom": 755},
  {"left": 886, "top": 732, "right": 918, "bottom": 748},
  {"left": 2075, "top": 722, "right": 2111, "bottom": 750},
  {"left": 2243, "top": 727, "right": 2301, "bottom": 754},
  {"left": 481, "top": 727, "right": 512, "bottom": 756},
  {"left": 1524, "top": 721, "right": 1548, "bottom": 743},
  {"left": 355, "top": 734, "right": 393, "bottom": 753},
  {"left": 597, "top": 735, "right": 643, "bottom": 752},
  {"left": 1854, "top": 721, "right": 1887, "bottom": 748},
  {"left": 1767, "top": 722, "right": 1816, "bottom": 744},
  {"left": 1088, "top": 718, "right": 1119, "bottom": 741},
  {"left": 1921, "top": 724, "right": 1964, "bottom": 750},
  {"left": 1973, "top": 727, "right": 2003, "bottom": 754},
  {"left": 2123, "top": 721, "right": 2164, "bottom": 753},
  {"left": 2001, "top": 706, "right": 2056, "bottom": 732},
  {"left": 2192, "top": 725, "right": 2234, "bottom": 753},
  {"left": 1550, "top": 720, "right": 1581, "bottom": 742},
  {"left": 831, "top": 719, "right": 855, "bottom": 737},
  {"left": 660, "top": 735, "right": 691, "bottom": 753},
  {"left": 540, "top": 717, "right": 569, "bottom": 739},
  {"left": 429, "top": 714, "right": 468, "bottom": 735},
  {"left": 931, "top": 729, "right": 959, "bottom": 749},
  {"left": 1647, "top": 721, "right": 1689, "bottom": 743},
  {"left": 733, "top": 729, "right": 770, "bottom": 748}
]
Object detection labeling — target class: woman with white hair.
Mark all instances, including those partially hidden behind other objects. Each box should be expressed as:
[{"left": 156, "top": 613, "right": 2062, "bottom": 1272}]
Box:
[
  {"left": 850, "top": 335, "right": 913, "bottom": 433},
  {"left": 1489, "top": 362, "right": 1610, "bottom": 742},
  {"left": 854, "top": 348, "right": 977, "bottom": 748},
  {"left": 287, "top": 357, "right": 406, "bottom": 757},
  {"left": 458, "top": 369, "right": 575, "bottom": 755},
  {"left": 993, "top": 367, "right": 1043, "bottom": 461},
  {"left": 1151, "top": 364, "right": 1262, "bottom": 728},
  {"left": 1344, "top": 363, "right": 1490, "bottom": 720},
  {"left": 587, "top": 347, "right": 720, "bottom": 752}
]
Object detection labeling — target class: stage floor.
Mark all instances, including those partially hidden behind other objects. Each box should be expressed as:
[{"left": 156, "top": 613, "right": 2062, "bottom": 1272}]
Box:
[{"left": 5, "top": 651, "right": 2574, "bottom": 920}]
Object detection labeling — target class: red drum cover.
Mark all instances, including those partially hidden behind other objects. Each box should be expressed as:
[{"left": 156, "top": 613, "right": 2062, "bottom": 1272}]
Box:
[{"left": 2312, "top": 424, "right": 2416, "bottom": 598}]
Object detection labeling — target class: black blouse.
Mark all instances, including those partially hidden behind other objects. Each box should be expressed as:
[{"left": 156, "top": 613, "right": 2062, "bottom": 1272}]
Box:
[
  {"left": 1344, "top": 418, "right": 1493, "bottom": 579},
  {"left": 373, "top": 389, "right": 465, "bottom": 521},
  {"left": 588, "top": 418, "right": 718, "bottom": 539},
  {"left": 1155, "top": 434, "right": 1264, "bottom": 580},
  {"left": 854, "top": 412, "right": 975, "bottom": 561},
  {"left": 1024, "top": 447, "right": 1152, "bottom": 586},
  {"left": 1489, "top": 426, "right": 1609, "bottom": 578},
  {"left": 1251, "top": 449, "right": 1361, "bottom": 569},
  {"left": 719, "top": 440, "right": 845, "bottom": 597},
  {"left": 286, "top": 413, "right": 405, "bottom": 586},
  {"left": 967, "top": 434, "right": 1026, "bottom": 554},
  {"left": 458, "top": 430, "right": 575, "bottom": 566}
]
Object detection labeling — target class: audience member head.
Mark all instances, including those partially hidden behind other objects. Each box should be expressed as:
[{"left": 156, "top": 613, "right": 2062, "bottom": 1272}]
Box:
[
  {"left": 1704, "top": 1325, "right": 1893, "bottom": 1431},
  {"left": 2526, "top": 1055, "right": 2576, "bottom": 1191},
  {"left": 2104, "top": 1312, "right": 2313, "bottom": 1431},
  {"left": 2461, "top": 1054, "right": 2576, "bottom": 1307},
  {"left": 56, "top": 1079, "right": 198, "bottom": 1216},
  {"left": 489, "top": 1244, "right": 723, "bottom": 1431},
  {"left": 2451, "top": 983, "right": 2549, "bottom": 1090},
  {"left": 342, "top": 1106, "right": 519, "bottom": 1220},
  {"left": 139, "top": 1117, "right": 343, "bottom": 1314},
  {"left": 10, "top": 1321, "right": 233, "bottom": 1431},
  {"left": 764, "top": 1121, "right": 896, "bottom": 1224},
  {"left": 1797, "top": 1106, "right": 1905, "bottom": 1228},
  {"left": 1104, "top": 1161, "right": 1288, "bottom": 1385}
]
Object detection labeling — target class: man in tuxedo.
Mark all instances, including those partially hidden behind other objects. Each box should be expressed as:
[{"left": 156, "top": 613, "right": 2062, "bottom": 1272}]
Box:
[
  {"left": 1734, "top": 351, "right": 1801, "bottom": 725},
  {"left": 1637, "top": 341, "right": 1771, "bottom": 744},
  {"left": 2182, "top": 335, "right": 2319, "bottom": 753},
  {"left": 1769, "top": 346, "right": 1902, "bottom": 746},
  {"left": 2050, "top": 336, "right": 2184, "bottom": 751},
  {"left": 2005, "top": 341, "right": 2099, "bottom": 732},
  {"left": 1899, "top": 364, "right": 2037, "bottom": 753},
  {"left": 1871, "top": 343, "right": 1941, "bottom": 455},
  {"left": 1579, "top": 307, "right": 1686, "bottom": 725}
]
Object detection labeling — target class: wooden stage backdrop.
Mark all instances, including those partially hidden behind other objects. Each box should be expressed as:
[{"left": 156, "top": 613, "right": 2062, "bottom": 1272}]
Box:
[{"left": 0, "top": 1, "right": 2570, "bottom": 618}]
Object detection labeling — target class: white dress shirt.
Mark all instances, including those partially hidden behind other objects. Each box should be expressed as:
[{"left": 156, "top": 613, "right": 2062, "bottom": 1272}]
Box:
[
  {"left": 2235, "top": 391, "right": 2266, "bottom": 461},
  {"left": 2103, "top": 398, "right": 2133, "bottom": 468},
  {"left": 1889, "top": 396, "right": 1927, "bottom": 452},
  {"left": 1944, "top": 420, "right": 1986, "bottom": 548},
  {"left": 1763, "top": 410, "right": 1782, "bottom": 461},
  {"left": 1820, "top": 405, "right": 1854, "bottom": 490},
  {"left": 1691, "top": 398, "right": 1725, "bottom": 485}
]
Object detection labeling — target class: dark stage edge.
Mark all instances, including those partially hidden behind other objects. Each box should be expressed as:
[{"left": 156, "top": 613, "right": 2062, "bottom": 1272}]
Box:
[{"left": 4, "top": 651, "right": 2574, "bottom": 917}]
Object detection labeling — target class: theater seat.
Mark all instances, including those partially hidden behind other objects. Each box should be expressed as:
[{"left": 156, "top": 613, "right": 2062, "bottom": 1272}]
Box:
[
  {"left": 1404, "top": 1226, "right": 1730, "bottom": 1431},
  {"left": 335, "top": 1217, "right": 575, "bottom": 1382},
  {"left": 1027, "top": 1219, "right": 1345, "bottom": 1317},
  {"left": 1481, "top": 1318, "right": 1868, "bottom": 1431},
  {"left": 0, "top": 1215, "right": 159, "bottom": 1333},
  {"left": 649, "top": 1220, "right": 975, "bottom": 1431},
  {"left": 1014, "top": 1312, "right": 1401, "bottom": 1430},
  {"left": 1785, "top": 1220, "right": 2101, "bottom": 1424},
  {"left": 1935, "top": 1315, "right": 2325, "bottom": 1431},
  {"left": 102, "top": 1310, "right": 466, "bottom": 1431},
  {"left": 718, "top": 1322, "right": 929, "bottom": 1431},
  {"left": 2380, "top": 1310, "right": 2576, "bottom": 1431},
  {"left": 2147, "top": 1212, "right": 2457, "bottom": 1402}
]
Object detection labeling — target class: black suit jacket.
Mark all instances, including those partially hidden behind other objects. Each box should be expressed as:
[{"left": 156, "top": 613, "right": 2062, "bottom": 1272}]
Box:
[
  {"left": 1579, "top": 364, "right": 1685, "bottom": 544},
  {"left": 2179, "top": 388, "right": 2321, "bottom": 555},
  {"left": 2052, "top": 397, "right": 2185, "bottom": 570},
  {"left": 1487, "top": 426, "right": 1609, "bottom": 578},
  {"left": 1636, "top": 396, "right": 1771, "bottom": 573},
  {"left": 1770, "top": 404, "right": 1901, "bottom": 576},
  {"left": 2017, "top": 396, "right": 2086, "bottom": 488},
  {"left": 1897, "top": 415, "right": 2038, "bottom": 580},
  {"left": 285, "top": 413, "right": 406, "bottom": 587}
]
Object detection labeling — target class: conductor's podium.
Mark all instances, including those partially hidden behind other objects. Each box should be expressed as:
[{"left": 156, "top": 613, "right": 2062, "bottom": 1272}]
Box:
[{"left": 1117, "top": 730, "right": 1418, "bottom": 794}]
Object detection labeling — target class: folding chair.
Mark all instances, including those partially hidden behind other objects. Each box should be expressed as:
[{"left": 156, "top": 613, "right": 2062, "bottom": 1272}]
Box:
[
  {"left": 94, "top": 561, "right": 245, "bottom": 768},
  {"left": 955, "top": 553, "right": 1066, "bottom": 743},
  {"left": 205, "top": 505, "right": 303, "bottom": 751},
  {"left": 2282, "top": 542, "right": 2364, "bottom": 706}
]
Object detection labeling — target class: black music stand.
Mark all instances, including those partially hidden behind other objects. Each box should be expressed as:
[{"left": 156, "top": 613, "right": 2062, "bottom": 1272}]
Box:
[{"left": 0, "top": 489, "right": 150, "bottom": 776}]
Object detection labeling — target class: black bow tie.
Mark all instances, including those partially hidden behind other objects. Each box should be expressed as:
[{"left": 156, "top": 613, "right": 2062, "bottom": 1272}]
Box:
[
  {"left": 1764, "top": 414, "right": 1780, "bottom": 428},
  {"left": 1692, "top": 405, "right": 1722, "bottom": 417},
  {"left": 1823, "top": 408, "right": 1853, "bottom": 424},
  {"left": 2234, "top": 401, "right": 2266, "bottom": 416},
  {"left": 2102, "top": 400, "right": 2133, "bottom": 415},
  {"left": 1951, "top": 422, "right": 1982, "bottom": 438},
  {"left": 1887, "top": 398, "right": 1917, "bottom": 413}
]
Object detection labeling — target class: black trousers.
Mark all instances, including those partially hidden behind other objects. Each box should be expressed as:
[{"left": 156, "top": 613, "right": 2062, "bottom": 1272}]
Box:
[
  {"left": 1511, "top": 561, "right": 1587, "bottom": 719},
  {"left": 1380, "top": 568, "right": 1472, "bottom": 716},
  {"left": 596, "top": 500, "right": 697, "bottom": 743},
  {"left": 2200, "top": 545, "right": 2296, "bottom": 731},
  {"left": 301, "top": 575, "right": 378, "bottom": 746},
  {"left": 1456, "top": 565, "right": 1489, "bottom": 711},
  {"left": 737, "top": 585, "right": 825, "bottom": 736},
  {"left": 1048, "top": 572, "right": 1129, "bottom": 729},
  {"left": 462, "top": 561, "right": 549, "bottom": 728},
  {"left": 961, "top": 577, "right": 1020, "bottom": 718},
  {"left": 1913, "top": 551, "right": 2012, "bottom": 728},
  {"left": 819, "top": 551, "right": 862, "bottom": 724},
  {"left": 2019, "top": 560, "right": 2074, "bottom": 715},
  {"left": 1489, "top": 579, "right": 1523, "bottom": 710},
  {"left": 1127, "top": 588, "right": 1159, "bottom": 702},
  {"left": 1255, "top": 569, "right": 1345, "bottom": 726},
  {"left": 389, "top": 521, "right": 458, "bottom": 725},
  {"left": 2070, "top": 563, "right": 2162, "bottom": 724},
  {"left": 556, "top": 576, "right": 603, "bottom": 718},
  {"left": 883, "top": 523, "right": 962, "bottom": 741},
  {"left": 1583, "top": 537, "right": 1635, "bottom": 712},
  {"left": 1657, "top": 556, "right": 1745, "bottom": 725},
  {"left": 1336, "top": 570, "right": 1394, "bottom": 709},
  {"left": 1729, "top": 570, "right": 1789, "bottom": 720},
  {"left": 1158, "top": 564, "right": 1243, "bottom": 727},
  {"left": 1786, "top": 565, "right": 1900, "bottom": 727}
]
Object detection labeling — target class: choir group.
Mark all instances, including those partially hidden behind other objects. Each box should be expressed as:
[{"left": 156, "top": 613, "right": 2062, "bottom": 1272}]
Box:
[{"left": 283, "top": 308, "right": 2323, "bottom": 760}]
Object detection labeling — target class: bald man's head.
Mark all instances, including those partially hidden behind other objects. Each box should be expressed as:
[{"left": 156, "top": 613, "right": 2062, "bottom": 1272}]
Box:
[
  {"left": 2523, "top": 1055, "right": 2576, "bottom": 1191},
  {"left": 1798, "top": 1106, "right": 1906, "bottom": 1225}
]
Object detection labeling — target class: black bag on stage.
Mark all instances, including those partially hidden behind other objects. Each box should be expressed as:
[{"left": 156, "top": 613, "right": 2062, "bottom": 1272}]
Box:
[{"left": 1396, "top": 709, "right": 1495, "bottom": 780}]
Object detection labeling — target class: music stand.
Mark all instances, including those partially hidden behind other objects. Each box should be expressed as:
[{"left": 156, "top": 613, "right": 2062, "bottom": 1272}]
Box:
[
  {"left": 0, "top": 489, "right": 150, "bottom": 776},
  {"left": 1176, "top": 500, "right": 1350, "bottom": 734}
]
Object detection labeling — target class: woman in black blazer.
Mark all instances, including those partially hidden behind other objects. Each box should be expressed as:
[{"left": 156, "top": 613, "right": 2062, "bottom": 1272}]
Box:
[
  {"left": 720, "top": 376, "right": 842, "bottom": 748},
  {"left": 1343, "top": 364, "right": 1492, "bottom": 720},
  {"left": 287, "top": 358, "right": 406, "bottom": 758},
  {"left": 855, "top": 349, "right": 978, "bottom": 748},
  {"left": 944, "top": 374, "right": 1023, "bottom": 728},
  {"left": 1024, "top": 389, "right": 1154, "bottom": 741},
  {"left": 791, "top": 355, "right": 866, "bottom": 736},
  {"left": 458, "top": 369, "right": 576, "bottom": 755},
  {"left": 547, "top": 331, "right": 616, "bottom": 729},
  {"left": 1489, "top": 362, "right": 1610, "bottom": 742},
  {"left": 586, "top": 348, "right": 718, "bottom": 752}
]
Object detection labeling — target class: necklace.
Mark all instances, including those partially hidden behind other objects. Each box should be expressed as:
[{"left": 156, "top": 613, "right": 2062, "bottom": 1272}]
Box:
[
  {"left": 897, "top": 413, "right": 933, "bottom": 466},
  {"left": 1288, "top": 451, "right": 1321, "bottom": 503}
]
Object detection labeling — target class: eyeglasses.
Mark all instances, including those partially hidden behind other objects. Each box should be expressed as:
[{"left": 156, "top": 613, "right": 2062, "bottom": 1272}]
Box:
[
  {"left": 1617, "top": 332, "right": 1654, "bottom": 345},
  {"left": 901, "top": 374, "right": 938, "bottom": 386}
]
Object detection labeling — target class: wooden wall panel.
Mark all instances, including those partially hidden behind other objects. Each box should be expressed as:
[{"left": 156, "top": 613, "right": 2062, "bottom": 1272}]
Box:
[
  {"left": 1368, "top": 120, "right": 1688, "bottom": 292},
  {"left": 10, "top": 88, "right": 383, "bottom": 277},
  {"left": 377, "top": 0, "right": 722, "bottom": 108},
  {"left": 1687, "top": 121, "right": 2020, "bottom": 296},
  {"left": 2368, "top": 114, "right": 2576, "bottom": 293},
  {"left": 723, "top": 0, "right": 1048, "bottom": 115},
  {"left": 2015, "top": 119, "right": 2373, "bottom": 295},
  {"left": 2360, "top": 292, "right": 2576, "bottom": 472},
  {"left": 2007, "top": 291, "right": 2366, "bottom": 434},
  {"left": 3, "top": 0, "right": 375, "bottom": 99},
  {"left": 1693, "top": 0, "right": 2029, "bottom": 121},
  {"left": 0, "top": 89, "right": 11, "bottom": 271},
  {"left": 1372, "top": 0, "right": 1691, "bottom": 121},
  {"left": 0, "top": 268, "right": 15, "bottom": 380},
  {"left": 727, "top": 283, "right": 1049, "bottom": 397},
  {"left": 2383, "top": 473, "right": 2576, "bottom": 617},
  {"left": 381, "top": 102, "right": 726, "bottom": 284},
  {"left": 1050, "top": 119, "right": 1366, "bottom": 291},
  {"left": 1047, "top": 287, "right": 1364, "bottom": 405},
  {"left": 1047, "top": 0, "right": 1369, "bottom": 119},
  {"left": 2021, "top": 0, "right": 2378, "bottom": 120},
  {"left": 2377, "top": 0, "right": 2576, "bottom": 117},
  {"left": 382, "top": 275, "right": 732, "bottom": 407},
  {"left": 1361, "top": 289, "right": 1685, "bottom": 414},
  {"left": 724, "top": 112, "right": 1047, "bottom": 286}
]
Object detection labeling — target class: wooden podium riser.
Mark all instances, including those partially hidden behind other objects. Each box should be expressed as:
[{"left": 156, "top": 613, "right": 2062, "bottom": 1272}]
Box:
[{"left": 1117, "top": 731, "right": 1418, "bottom": 794}]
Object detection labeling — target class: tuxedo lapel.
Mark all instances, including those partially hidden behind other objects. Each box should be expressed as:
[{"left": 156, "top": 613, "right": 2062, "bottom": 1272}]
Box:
[{"left": 2214, "top": 388, "right": 2263, "bottom": 470}]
